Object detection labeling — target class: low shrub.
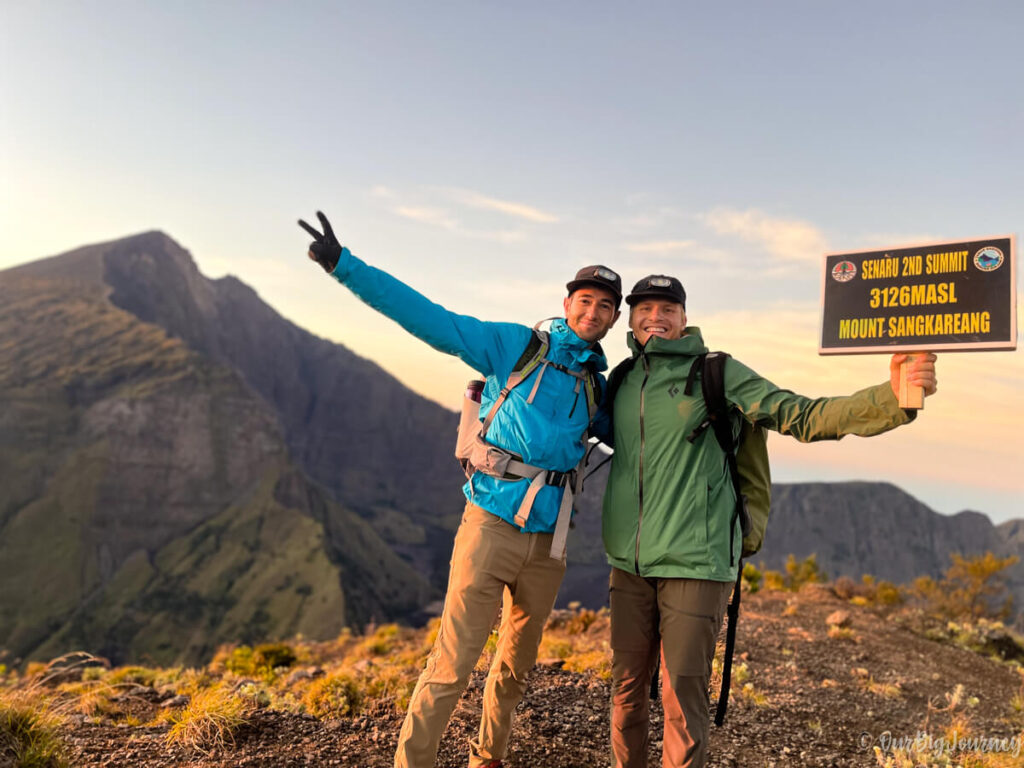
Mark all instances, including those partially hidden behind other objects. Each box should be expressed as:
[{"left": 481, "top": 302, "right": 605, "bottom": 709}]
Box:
[
  {"left": 908, "top": 552, "right": 1018, "bottom": 622},
  {"left": 353, "top": 625, "right": 401, "bottom": 659},
  {"left": 742, "top": 562, "right": 762, "bottom": 593},
  {"left": 105, "top": 665, "right": 160, "bottom": 687},
  {"left": 221, "top": 643, "right": 297, "bottom": 681},
  {"left": 762, "top": 554, "right": 826, "bottom": 592},
  {"left": 302, "top": 673, "right": 362, "bottom": 718}
]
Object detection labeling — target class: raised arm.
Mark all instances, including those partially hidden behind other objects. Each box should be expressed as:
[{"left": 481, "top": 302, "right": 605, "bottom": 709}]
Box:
[{"left": 299, "top": 211, "right": 529, "bottom": 376}]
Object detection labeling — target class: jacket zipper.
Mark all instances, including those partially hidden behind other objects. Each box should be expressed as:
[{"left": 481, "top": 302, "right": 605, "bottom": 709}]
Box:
[{"left": 634, "top": 350, "right": 650, "bottom": 575}]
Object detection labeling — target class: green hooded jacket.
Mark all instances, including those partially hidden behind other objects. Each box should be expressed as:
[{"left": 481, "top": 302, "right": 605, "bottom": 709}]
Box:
[{"left": 601, "top": 327, "right": 915, "bottom": 582}]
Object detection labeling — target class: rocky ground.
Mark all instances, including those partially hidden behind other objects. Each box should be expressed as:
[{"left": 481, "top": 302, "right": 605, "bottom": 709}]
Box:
[{"left": 62, "top": 586, "right": 1024, "bottom": 767}]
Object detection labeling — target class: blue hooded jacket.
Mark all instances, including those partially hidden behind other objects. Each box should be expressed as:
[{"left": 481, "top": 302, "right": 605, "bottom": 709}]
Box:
[{"left": 330, "top": 248, "right": 609, "bottom": 533}]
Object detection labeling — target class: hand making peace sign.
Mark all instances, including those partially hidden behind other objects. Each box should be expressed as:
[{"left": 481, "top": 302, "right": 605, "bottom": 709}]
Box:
[{"left": 298, "top": 211, "right": 343, "bottom": 273}]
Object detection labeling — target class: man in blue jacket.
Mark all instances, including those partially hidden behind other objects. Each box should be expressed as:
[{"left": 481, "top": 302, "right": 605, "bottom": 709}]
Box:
[{"left": 299, "top": 212, "right": 621, "bottom": 768}]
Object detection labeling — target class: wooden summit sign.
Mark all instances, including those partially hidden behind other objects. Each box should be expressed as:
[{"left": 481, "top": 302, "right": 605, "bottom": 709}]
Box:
[{"left": 820, "top": 235, "right": 1017, "bottom": 354}]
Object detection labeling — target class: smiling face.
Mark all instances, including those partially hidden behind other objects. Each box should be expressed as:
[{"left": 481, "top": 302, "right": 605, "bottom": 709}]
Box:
[
  {"left": 629, "top": 298, "right": 686, "bottom": 346},
  {"left": 563, "top": 286, "right": 621, "bottom": 343}
]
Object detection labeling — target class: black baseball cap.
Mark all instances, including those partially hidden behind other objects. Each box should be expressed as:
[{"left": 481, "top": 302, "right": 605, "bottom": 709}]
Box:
[
  {"left": 625, "top": 274, "right": 686, "bottom": 308},
  {"left": 566, "top": 265, "right": 622, "bottom": 307}
]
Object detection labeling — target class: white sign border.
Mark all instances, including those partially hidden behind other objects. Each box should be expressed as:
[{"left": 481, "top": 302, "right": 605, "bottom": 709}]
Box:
[{"left": 818, "top": 234, "right": 1017, "bottom": 355}]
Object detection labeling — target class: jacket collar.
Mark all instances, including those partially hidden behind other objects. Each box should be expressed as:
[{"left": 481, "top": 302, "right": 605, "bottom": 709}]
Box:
[
  {"left": 626, "top": 326, "right": 709, "bottom": 358},
  {"left": 551, "top": 317, "right": 609, "bottom": 372}
]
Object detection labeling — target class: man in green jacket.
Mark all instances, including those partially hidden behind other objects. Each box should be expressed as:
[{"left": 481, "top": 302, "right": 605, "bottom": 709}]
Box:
[{"left": 602, "top": 274, "right": 938, "bottom": 768}]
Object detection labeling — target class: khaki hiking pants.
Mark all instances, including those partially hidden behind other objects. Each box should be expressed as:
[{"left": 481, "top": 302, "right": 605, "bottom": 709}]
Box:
[
  {"left": 394, "top": 502, "right": 566, "bottom": 768},
  {"left": 609, "top": 568, "right": 733, "bottom": 768}
]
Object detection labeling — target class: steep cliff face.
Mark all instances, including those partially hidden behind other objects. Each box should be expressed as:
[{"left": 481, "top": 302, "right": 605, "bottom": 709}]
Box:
[
  {"left": 757, "top": 483, "right": 1007, "bottom": 582},
  {"left": 0, "top": 265, "right": 431, "bottom": 665},
  {"left": 7, "top": 232, "right": 466, "bottom": 586}
]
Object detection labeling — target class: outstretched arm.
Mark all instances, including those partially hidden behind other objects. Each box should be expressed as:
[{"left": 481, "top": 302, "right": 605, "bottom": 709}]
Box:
[
  {"left": 726, "top": 353, "right": 939, "bottom": 443},
  {"left": 298, "top": 211, "right": 528, "bottom": 377}
]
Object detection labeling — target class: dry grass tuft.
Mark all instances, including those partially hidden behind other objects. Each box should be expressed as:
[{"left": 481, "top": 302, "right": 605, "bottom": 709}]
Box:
[
  {"left": 165, "top": 684, "right": 254, "bottom": 755},
  {"left": 0, "top": 654, "right": 104, "bottom": 768},
  {"left": 563, "top": 651, "right": 611, "bottom": 680},
  {"left": 828, "top": 625, "right": 855, "bottom": 641},
  {"left": 0, "top": 688, "right": 68, "bottom": 768}
]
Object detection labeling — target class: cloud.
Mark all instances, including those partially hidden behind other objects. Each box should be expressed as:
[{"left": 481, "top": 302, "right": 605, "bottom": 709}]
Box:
[
  {"left": 395, "top": 206, "right": 459, "bottom": 230},
  {"left": 699, "top": 207, "right": 828, "bottom": 266},
  {"left": 392, "top": 205, "right": 524, "bottom": 243},
  {"left": 609, "top": 206, "right": 688, "bottom": 235},
  {"left": 443, "top": 188, "right": 559, "bottom": 223},
  {"left": 855, "top": 231, "right": 941, "bottom": 250},
  {"left": 625, "top": 240, "right": 696, "bottom": 253},
  {"left": 373, "top": 184, "right": 550, "bottom": 242}
]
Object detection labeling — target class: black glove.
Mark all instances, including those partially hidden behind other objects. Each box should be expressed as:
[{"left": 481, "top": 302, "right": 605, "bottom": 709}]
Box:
[{"left": 298, "top": 211, "right": 343, "bottom": 273}]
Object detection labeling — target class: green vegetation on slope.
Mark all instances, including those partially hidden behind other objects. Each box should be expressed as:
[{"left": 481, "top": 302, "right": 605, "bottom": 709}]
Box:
[{"left": 0, "top": 274, "right": 432, "bottom": 667}]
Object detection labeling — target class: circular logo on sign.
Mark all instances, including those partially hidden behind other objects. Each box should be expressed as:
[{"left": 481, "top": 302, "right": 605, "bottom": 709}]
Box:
[
  {"left": 831, "top": 260, "right": 857, "bottom": 282},
  {"left": 974, "top": 246, "right": 1004, "bottom": 272}
]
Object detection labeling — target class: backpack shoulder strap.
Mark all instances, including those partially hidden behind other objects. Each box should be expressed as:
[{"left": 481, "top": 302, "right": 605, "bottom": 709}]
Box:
[
  {"left": 700, "top": 351, "right": 734, "bottom": 455},
  {"left": 511, "top": 328, "right": 549, "bottom": 379},
  {"left": 684, "top": 351, "right": 735, "bottom": 453},
  {"left": 579, "top": 360, "right": 600, "bottom": 424},
  {"left": 605, "top": 355, "right": 638, "bottom": 406},
  {"left": 687, "top": 351, "right": 749, "bottom": 556},
  {"left": 480, "top": 329, "right": 550, "bottom": 437}
]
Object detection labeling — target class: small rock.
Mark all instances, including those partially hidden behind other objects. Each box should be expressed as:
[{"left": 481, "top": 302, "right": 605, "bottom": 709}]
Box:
[
  {"left": 826, "top": 610, "right": 851, "bottom": 628},
  {"left": 536, "top": 658, "right": 566, "bottom": 668},
  {"left": 285, "top": 666, "right": 324, "bottom": 686},
  {"left": 160, "top": 695, "right": 189, "bottom": 708}
]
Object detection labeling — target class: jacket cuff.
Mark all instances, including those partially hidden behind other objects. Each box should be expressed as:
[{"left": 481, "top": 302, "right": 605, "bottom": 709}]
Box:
[
  {"left": 872, "top": 380, "right": 917, "bottom": 424},
  {"left": 329, "top": 246, "right": 354, "bottom": 281}
]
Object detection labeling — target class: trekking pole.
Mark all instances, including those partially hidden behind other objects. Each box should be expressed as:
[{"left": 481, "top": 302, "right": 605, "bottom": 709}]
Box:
[
  {"left": 649, "top": 657, "right": 659, "bottom": 701},
  {"left": 714, "top": 564, "right": 743, "bottom": 726}
]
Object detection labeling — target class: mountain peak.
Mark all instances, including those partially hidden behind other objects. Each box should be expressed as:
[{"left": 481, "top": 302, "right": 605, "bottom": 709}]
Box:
[{"left": 1, "top": 229, "right": 196, "bottom": 287}]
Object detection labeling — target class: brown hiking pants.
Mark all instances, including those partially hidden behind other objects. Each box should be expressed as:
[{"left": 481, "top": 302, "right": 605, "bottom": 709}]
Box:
[
  {"left": 609, "top": 568, "right": 733, "bottom": 768},
  {"left": 394, "top": 502, "right": 566, "bottom": 768}
]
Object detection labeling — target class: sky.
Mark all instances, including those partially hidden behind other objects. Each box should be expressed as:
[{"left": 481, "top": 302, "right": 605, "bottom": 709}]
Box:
[{"left": 2, "top": 1, "right": 1021, "bottom": 523}]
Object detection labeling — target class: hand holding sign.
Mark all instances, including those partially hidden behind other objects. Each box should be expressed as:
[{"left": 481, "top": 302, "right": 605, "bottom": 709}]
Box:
[{"left": 889, "top": 353, "right": 937, "bottom": 409}]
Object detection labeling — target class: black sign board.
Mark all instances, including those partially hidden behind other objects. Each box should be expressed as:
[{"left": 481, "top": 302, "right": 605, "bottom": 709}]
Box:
[{"left": 820, "top": 236, "right": 1017, "bottom": 353}]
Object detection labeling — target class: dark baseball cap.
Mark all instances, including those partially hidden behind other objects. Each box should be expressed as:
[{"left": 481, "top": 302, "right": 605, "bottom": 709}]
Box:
[
  {"left": 625, "top": 274, "right": 686, "bottom": 308},
  {"left": 566, "top": 265, "right": 622, "bottom": 307}
]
